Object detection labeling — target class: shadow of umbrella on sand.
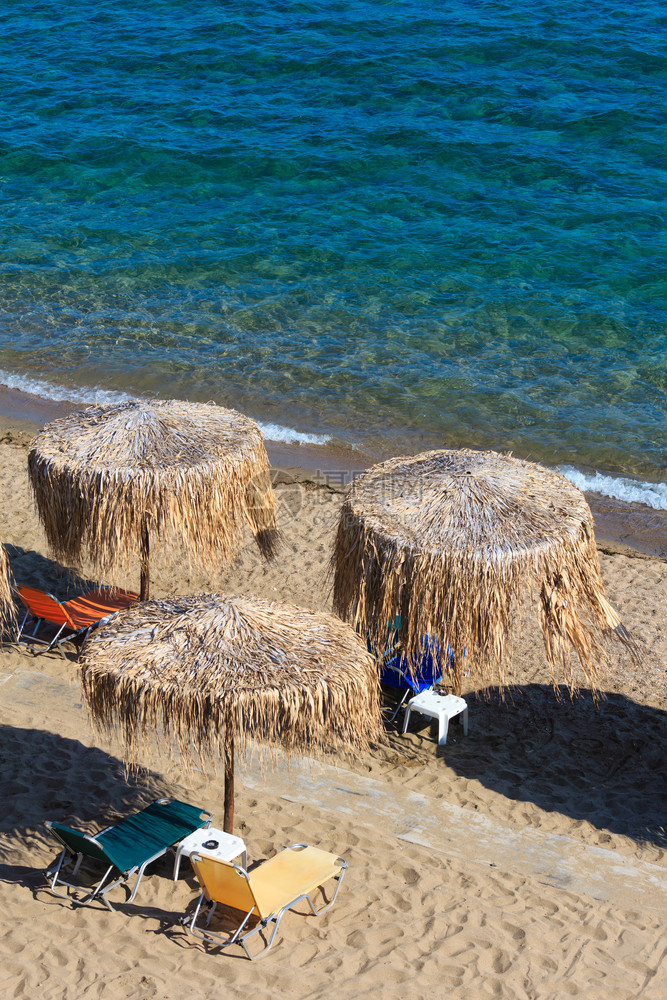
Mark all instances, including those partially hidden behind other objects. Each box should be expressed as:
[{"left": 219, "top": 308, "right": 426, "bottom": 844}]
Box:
[
  {"left": 28, "top": 399, "right": 279, "bottom": 601},
  {"left": 80, "top": 593, "right": 383, "bottom": 833},
  {"left": 331, "top": 448, "right": 639, "bottom": 697}
]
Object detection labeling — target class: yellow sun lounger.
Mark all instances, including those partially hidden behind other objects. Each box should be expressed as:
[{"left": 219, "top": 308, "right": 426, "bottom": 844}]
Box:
[{"left": 186, "top": 844, "right": 347, "bottom": 960}]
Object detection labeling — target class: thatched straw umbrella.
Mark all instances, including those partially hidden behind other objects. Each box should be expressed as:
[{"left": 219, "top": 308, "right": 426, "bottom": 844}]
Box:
[
  {"left": 28, "top": 399, "right": 279, "bottom": 601},
  {"left": 80, "top": 593, "right": 382, "bottom": 833},
  {"left": 0, "top": 543, "right": 15, "bottom": 632},
  {"left": 332, "top": 448, "right": 637, "bottom": 697}
]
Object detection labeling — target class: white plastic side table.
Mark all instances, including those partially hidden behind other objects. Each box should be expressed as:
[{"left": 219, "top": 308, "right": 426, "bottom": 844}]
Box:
[
  {"left": 173, "top": 827, "right": 247, "bottom": 880},
  {"left": 402, "top": 691, "right": 468, "bottom": 746}
]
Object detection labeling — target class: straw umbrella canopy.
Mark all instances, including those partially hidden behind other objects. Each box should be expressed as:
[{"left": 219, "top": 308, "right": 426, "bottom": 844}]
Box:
[
  {"left": 332, "top": 448, "right": 637, "bottom": 697},
  {"left": 28, "top": 399, "right": 279, "bottom": 601},
  {"left": 80, "top": 593, "right": 383, "bottom": 833},
  {"left": 0, "top": 543, "right": 15, "bottom": 633}
]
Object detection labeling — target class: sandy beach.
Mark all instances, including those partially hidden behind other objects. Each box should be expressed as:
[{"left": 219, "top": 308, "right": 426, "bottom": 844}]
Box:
[{"left": 0, "top": 408, "right": 665, "bottom": 1000}]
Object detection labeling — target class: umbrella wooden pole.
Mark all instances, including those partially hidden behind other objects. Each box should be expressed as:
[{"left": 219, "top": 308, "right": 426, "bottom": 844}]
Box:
[
  {"left": 223, "top": 734, "right": 235, "bottom": 834},
  {"left": 453, "top": 661, "right": 462, "bottom": 697},
  {"left": 139, "top": 519, "right": 150, "bottom": 602}
]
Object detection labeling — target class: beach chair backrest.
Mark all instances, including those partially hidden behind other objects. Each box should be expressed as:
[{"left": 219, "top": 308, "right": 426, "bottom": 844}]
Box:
[
  {"left": 192, "top": 855, "right": 258, "bottom": 915},
  {"left": 47, "top": 822, "right": 111, "bottom": 864},
  {"left": 382, "top": 634, "right": 445, "bottom": 690},
  {"left": 16, "top": 586, "right": 74, "bottom": 627}
]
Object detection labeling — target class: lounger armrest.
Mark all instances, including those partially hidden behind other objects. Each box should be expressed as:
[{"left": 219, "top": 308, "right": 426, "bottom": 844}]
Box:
[{"left": 84, "top": 833, "right": 108, "bottom": 850}]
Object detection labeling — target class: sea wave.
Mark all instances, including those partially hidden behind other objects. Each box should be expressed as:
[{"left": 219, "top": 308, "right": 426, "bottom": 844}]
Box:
[
  {"left": 559, "top": 466, "right": 667, "bottom": 511},
  {"left": 1, "top": 1, "right": 666, "bottom": 483},
  {"left": 0, "top": 370, "right": 332, "bottom": 447},
  {"left": 0, "top": 370, "right": 135, "bottom": 407},
  {"left": 255, "top": 422, "right": 332, "bottom": 447}
]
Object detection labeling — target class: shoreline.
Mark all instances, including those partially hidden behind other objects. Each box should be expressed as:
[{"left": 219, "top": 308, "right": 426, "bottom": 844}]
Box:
[{"left": 0, "top": 383, "right": 664, "bottom": 560}]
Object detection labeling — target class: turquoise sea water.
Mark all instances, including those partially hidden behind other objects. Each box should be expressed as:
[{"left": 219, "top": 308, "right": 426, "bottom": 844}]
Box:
[{"left": 0, "top": 1, "right": 665, "bottom": 500}]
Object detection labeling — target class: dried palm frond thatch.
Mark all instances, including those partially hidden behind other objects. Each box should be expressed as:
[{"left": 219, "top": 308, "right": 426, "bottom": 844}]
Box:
[
  {"left": 28, "top": 399, "right": 279, "bottom": 600},
  {"left": 0, "top": 543, "right": 15, "bottom": 632},
  {"left": 81, "top": 593, "right": 383, "bottom": 832},
  {"left": 332, "top": 448, "right": 638, "bottom": 697}
]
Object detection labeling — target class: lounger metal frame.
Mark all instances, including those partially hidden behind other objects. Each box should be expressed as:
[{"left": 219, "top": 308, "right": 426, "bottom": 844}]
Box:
[
  {"left": 45, "top": 798, "right": 212, "bottom": 911},
  {"left": 15, "top": 592, "right": 78, "bottom": 654},
  {"left": 45, "top": 825, "right": 170, "bottom": 910},
  {"left": 381, "top": 650, "right": 446, "bottom": 722},
  {"left": 187, "top": 844, "right": 347, "bottom": 961},
  {"left": 15, "top": 585, "right": 138, "bottom": 656}
]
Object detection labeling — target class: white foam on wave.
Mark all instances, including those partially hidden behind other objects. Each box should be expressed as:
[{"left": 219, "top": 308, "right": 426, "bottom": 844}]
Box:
[
  {"left": 0, "top": 369, "right": 136, "bottom": 406},
  {"left": 256, "top": 421, "right": 332, "bottom": 446},
  {"left": 559, "top": 465, "right": 667, "bottom": 510},
  {"left": 0, "top": 369, "right": 333, "bottom": 446}
]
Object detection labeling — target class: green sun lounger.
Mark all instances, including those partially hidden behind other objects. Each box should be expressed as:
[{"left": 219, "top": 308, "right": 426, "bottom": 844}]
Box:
[{"left": 45, "top": 798, "right": 211, "bottom": 911}]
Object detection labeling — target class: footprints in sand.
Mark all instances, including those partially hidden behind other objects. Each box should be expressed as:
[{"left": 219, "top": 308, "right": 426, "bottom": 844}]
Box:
[{"left": 1, "top": 448, "right": 666, "bottom": 999}]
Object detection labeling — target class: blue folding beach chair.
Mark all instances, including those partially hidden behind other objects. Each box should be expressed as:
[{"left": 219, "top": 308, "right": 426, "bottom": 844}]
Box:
[{"left": 378, "top": 627, "right": 450, "bottom": 722}]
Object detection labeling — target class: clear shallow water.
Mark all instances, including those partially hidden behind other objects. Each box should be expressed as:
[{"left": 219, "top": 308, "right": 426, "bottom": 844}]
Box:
[{"left": 0, "top": 1, "right": 665, "bottom": 494}]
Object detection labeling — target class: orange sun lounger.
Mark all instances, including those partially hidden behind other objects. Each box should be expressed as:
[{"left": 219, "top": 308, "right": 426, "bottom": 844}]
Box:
[{"left": 15, "top": 584, "right": 138, "bottom": 654}]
